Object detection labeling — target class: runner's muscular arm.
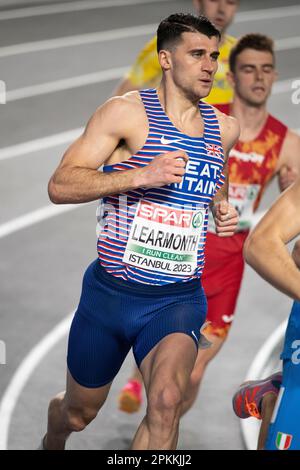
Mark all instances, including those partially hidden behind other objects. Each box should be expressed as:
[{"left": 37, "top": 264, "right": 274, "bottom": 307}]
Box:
[
  {"left": 48, "top": 97, "right": 143, "bottom": 203},
  {"left": 277, "top": 130, "right": 300, "bottom": 191},
  {"left": 244, "top": 178, "right": 300, "bottom": 301},
  {"left": 48, "top": 95, "right": 187, "bottom": 204}
]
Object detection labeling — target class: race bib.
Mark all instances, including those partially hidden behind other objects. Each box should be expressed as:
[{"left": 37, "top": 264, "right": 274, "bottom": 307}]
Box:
[
  {"left": 229, "top": 183, "right": 261, "bottom": 230},
  {"left": 122, "top": 201, "right": 205, "bottom": 277},
  {"left": 207, "top": 183, "right": 261, "bottom": 232}
]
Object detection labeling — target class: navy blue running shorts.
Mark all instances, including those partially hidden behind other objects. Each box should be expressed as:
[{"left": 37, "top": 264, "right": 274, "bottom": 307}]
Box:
[{"left": 67, "top": 259, "right": 207, "bottom": 388}]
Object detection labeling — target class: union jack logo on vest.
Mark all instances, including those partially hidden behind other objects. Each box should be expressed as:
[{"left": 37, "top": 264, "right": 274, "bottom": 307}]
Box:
[
  {"left": 206, "top": 144, "right": 222, "bottom": 158},
  {"left": 276, "top": 432, "right": 293, "bottom": 450}
]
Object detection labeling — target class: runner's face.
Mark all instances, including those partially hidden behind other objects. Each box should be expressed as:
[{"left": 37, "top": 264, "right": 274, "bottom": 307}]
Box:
[
  {"left": 193, "top": 0, "right": 238, "bottom": 33},
  {"left": 232, "top": 49, "right": 276, "bottom": 106},
  {"left": 169, "top": 32, "right": 219, "bottom": 99}
]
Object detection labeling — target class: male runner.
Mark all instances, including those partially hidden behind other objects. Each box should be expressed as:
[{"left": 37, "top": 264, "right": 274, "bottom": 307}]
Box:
[
  {"left": 119, "top": 33, "right": 300, "bottom": 415},
  {"left": 119, "top": 0, "right": 240, "bottom": 412},
  {"left": 42, "top": 14, "right": 239, "bottom": 450},
  {"left": 114, "top": 0, "right": 239, "bottom": 104},
  {"left": 233, "top": 181, "right": 300, "bottom": 450}
]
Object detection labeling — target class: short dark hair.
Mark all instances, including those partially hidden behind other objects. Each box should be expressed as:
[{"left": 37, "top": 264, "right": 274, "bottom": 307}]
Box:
[
  {"left": 157, "top": 13, "right": 221, "bottom": 53},
  {"left": 229, "top": 34, "right": 275, "bottom": 72}
]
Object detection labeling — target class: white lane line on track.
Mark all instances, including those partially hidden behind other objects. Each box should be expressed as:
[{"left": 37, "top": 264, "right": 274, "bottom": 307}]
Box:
[
  {"left": 0, "top": 23, "right": 157, "bottom": 58},
  {"left": 275, "top": 36, "right": 300, "bottom": 51},
  {"left": 0, "top": 128, "right": 83, "bottom": 161},
  {"left": 0, "top": 3, "right": 299, "bottom": 22},
  {"left": 272, "top": 79, "right": 297, "bottom": 95},
  {"left": 0, "top": 204, "right": 87, "bottom": 239},
  {"left": 0, "top": 25, "right": 300, "bottom": 59},
  {"left": 240, "top": 320, "right": 287, "bottom": 451},
  {"left": 0, "top": 0, "right": 171, "bottom": 21},
  {"left": 0, "top": 313, "right": 73, "bottom": 450},
  {"left": 235, "top": 5, "right": 300, "bottom": 22},
  {"left": 6, "top": 66, "right": 129, "bottom": 102}
]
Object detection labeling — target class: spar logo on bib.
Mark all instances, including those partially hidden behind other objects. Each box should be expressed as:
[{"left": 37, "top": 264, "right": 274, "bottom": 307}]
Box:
[
  {"left": 276, "top": 432, "right": 293, "bottom": 450},
  {"left": 138, "top": 201, "right": 194, "bottom": 228},
  {"left": 192, "top": 211, "right": 203, "bottom": 228}
]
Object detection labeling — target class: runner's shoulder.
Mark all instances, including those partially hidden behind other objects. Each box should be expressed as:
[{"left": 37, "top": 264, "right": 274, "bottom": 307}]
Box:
[
  {"left": 93, "top": 92, "right": 145, "bottom": 132},
  {"left": 212, "top": 106, "right": 240, "bottom": 148},
  {"left": 214, "top": 106, "right": 239, "bottom": 134}
]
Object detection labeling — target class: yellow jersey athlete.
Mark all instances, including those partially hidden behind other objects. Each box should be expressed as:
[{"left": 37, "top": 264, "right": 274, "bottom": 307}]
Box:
[{"left": 114, "top": 0, "right": 239, "bottom": 104}]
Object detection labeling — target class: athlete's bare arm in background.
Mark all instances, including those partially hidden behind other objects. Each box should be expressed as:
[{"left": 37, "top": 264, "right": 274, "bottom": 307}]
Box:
[
  {"left": 277, "top": 130, "right": 300, "bottom": 191},
  {"left": 244, "top": 178, "right": 300, "bottom": 300},
  {"left": 48, "top": 94, "right": 188, "bottom": 204}
]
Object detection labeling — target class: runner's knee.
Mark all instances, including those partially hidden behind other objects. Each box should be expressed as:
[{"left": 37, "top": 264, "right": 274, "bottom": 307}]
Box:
[
  {"left": 148, "top": 382, "right": 182, "bottom": 416},
  {"left": 65, "top": 406, "right": 98, "bottom": 432}
]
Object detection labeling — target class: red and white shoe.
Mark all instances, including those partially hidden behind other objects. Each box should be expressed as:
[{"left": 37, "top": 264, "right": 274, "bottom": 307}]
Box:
[{"left": 118, "top": 379, "right": 143, "bottom": 413}]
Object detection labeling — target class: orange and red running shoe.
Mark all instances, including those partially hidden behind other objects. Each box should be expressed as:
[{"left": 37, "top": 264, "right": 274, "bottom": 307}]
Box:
[{"left": 232, "top": 372, "right": 282, "bottom": 419}]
